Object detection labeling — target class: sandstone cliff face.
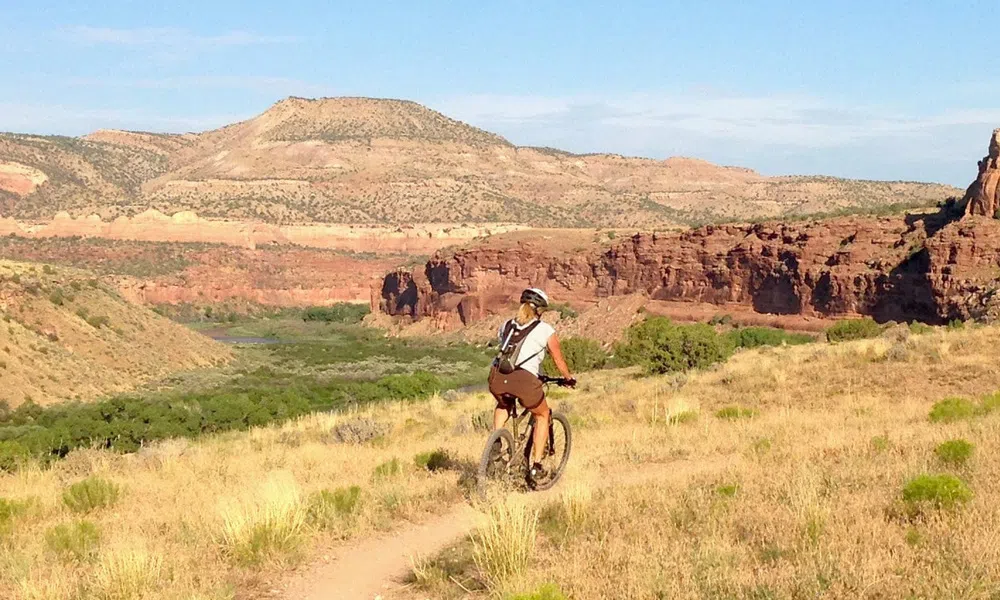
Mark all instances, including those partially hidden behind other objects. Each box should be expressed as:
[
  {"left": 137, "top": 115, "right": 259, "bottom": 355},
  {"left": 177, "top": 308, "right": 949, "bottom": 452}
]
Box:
[
  {"left": 964, "top": 129, "right": 1000, "bottom": 217},
  {"left": 378, "top": 129, "right": 1000, "bottom": 327},
  {"left": 380, "top": 215, "right": 954, "bottom": 325},
  {"left": 0, "top": 209, "right": 522, "bottom": 253}
]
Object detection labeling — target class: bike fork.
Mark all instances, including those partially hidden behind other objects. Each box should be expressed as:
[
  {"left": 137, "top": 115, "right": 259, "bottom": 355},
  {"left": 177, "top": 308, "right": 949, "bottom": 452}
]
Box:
[{"left": 547, "top": 414, "right": 555, "bottom": 457}]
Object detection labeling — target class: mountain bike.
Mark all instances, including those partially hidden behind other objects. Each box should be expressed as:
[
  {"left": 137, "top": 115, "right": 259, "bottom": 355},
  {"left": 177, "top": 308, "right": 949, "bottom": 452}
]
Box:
[{"left": 477, "top": 375, "right": 573, "bottom": 496}]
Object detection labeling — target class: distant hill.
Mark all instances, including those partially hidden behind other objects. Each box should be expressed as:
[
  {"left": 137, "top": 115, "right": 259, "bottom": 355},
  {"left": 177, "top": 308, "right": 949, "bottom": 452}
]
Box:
[
  {"left": 0, "top": 260, "right": 230, "bottom": 407},
  {"left": 0, "top": 96, "right": 961, "bottom": 227}
]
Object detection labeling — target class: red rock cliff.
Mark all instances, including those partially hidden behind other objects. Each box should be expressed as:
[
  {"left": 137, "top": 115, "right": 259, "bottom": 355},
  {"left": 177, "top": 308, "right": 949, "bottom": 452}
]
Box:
[
  {"left": 379, "top": 129, "right": 1000, "bottom": 326},
  {"left": 964, "top": 129, "right": 1000, "bottom": 217},
  {"left": 380, "top": 214, "right": 962, "bottom": 325}
]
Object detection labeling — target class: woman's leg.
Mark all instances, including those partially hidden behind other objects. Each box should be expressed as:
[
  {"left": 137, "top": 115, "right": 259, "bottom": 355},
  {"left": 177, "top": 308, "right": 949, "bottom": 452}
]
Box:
[
  {"left": 528, "top": 399, "right": 550, "bottom": 466},
  {"left": 493, "top": 406, "right": 509, "bottom": 430},
  {"left": 488, "top": 366, "right": 512, "bottom": 430}
]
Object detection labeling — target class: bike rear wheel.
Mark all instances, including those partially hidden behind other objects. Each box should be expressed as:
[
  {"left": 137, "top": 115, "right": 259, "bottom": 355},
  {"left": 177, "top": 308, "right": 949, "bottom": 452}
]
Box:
[
  {"left": 529, "top": 412, "right": 572, "bottom": 491},
  {"left": 477, "top": 428, "right": 515, "bottom": 496}
]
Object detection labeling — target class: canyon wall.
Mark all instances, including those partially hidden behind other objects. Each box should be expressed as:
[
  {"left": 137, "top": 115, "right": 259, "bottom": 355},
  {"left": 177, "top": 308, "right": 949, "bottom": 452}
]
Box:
[
  {"left": 380, "top": 213, "right": 1000, "bottom": 326},
  {"left": 378, "top": 214, "right": 955, "bottom": 325},
  {"left": 378, "top": 130, "right": 1000, "bottom": 327}
]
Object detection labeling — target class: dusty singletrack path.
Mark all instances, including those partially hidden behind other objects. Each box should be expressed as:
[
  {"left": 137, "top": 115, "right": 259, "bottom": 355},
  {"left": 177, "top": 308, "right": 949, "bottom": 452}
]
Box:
[{"left": 276, "top": 456, "right": 739, "bottom": 600}]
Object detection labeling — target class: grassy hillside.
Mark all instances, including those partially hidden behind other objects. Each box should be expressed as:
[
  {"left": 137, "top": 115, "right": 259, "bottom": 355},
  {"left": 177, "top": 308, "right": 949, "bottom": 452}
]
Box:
[
  {"left": 2, "top": 319, "right": 1000, "bottom": 598},
  {"left": 0, "top": 261, "right": 230, "bottom": 407},
  {"left": 0, "top": 134, "right": 169, "bottom": 219}
]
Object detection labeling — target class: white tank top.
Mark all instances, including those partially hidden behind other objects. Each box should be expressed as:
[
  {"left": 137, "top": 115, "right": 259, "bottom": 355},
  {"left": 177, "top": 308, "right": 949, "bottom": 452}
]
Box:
[{"left": 497, "top": 319, "right": 555, "bottom": 377}]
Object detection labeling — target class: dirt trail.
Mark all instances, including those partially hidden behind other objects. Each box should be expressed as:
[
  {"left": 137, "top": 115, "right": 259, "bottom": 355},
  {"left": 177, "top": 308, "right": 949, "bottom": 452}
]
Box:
[{"left": 275, "top": 456, "right": 739, "bottom": 600}]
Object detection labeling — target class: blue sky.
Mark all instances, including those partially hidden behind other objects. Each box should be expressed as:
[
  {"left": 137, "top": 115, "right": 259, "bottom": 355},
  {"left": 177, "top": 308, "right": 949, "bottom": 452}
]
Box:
[{"left": 2, "top": 0, "right": 999, "bottom": 185}]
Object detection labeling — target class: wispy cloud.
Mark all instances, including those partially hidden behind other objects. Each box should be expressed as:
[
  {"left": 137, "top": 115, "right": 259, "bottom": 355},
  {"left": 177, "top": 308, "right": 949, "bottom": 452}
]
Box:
[
  {"left": 67, "top": 75, "right": 334, "bottom": 96},
  {"left": 438, "top": 92, "right": 1000, "bottom": 149},
  {"left": 58, "top": 26, "right": 298, "bottom": 48},
  {"left": 435, "top": 91, "right": 1000, "bottom": 183},
  {"left": 0, "top": 102, "right": 244, "bottom": 135}
]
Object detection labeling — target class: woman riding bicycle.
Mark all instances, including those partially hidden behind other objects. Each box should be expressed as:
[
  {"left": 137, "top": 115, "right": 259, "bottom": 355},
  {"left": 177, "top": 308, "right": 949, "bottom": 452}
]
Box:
[{"left": 488, "top": 288, "right": 575, "bottom": 482}]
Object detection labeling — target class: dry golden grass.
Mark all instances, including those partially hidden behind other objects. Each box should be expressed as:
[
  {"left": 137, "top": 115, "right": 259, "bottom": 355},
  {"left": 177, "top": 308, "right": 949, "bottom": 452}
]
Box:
[
  {"left": 92, "top": 545, "right": 163, "bottom": 600},
  {"left": 218, "top": 472, "right": 307, "bottom": 567},
  {"left": 472, "top": 500, "right": 538, "bottom": 590},
  {"left": 4, "top": 324, "right": 1000, "bottom": 598}
]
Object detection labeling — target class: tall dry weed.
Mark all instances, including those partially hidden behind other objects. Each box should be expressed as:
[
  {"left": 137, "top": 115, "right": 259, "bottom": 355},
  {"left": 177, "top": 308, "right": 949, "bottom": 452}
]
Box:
[
  {"left": 92, "top": 545, "right": 163, "bottom": 600},
  {"left": 473, "top": 500, "right": 538, "bottom": 590},
  {"left": 219, "top": 472, "right": 306, "bottom": 566},
  {"left": 16, "top": 576, "right": 76, "bottom": 600}
]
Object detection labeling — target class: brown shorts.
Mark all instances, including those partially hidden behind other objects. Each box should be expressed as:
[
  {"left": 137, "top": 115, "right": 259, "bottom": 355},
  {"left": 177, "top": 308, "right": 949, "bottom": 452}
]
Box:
[{"left": 488, "top": 365, "right": 544, "bottom": 410}]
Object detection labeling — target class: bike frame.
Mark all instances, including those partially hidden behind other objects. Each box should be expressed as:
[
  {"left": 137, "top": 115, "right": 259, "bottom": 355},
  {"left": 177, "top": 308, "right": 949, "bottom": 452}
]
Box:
[{"left": 499, "top": 375, "right": 568, "bottom": 462}]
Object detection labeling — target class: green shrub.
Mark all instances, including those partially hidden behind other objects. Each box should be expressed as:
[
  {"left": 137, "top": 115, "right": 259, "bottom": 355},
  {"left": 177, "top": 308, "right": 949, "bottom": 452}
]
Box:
[
  {"left": 62, "top": 477, "right": 120, "bottom": 513},
  {"left": 615, "top": 317, "right": 731, "bottom": 375},
  {"left": 947, "top": 319, "right": 966, "bottom": 330},
  {"left": 48, "top": 288, "right": 65, "bottom": 306},
  {"left": 301, "top": 304, "right": 370, "bottom": 324},
  {"left": 716, "top": 484, "right": 739, "bottom": 497},
  {"left": 825, "top": 318, "right": 883, "bottom": 342},
  {"left": 870, "top": 435, "right": 891, "bottom": 453},
  {"left": 506, "top": 584, "right": 569, "bottom": 600},
  {"left": 414, "top": 449, "right": 451, "bottom": 472},
  {"left": 543, "top": 337, "right": 607, "bottom": 374},
  {"left": 980, "top": 391, "right": 1000, "bottom": 415},
  {"left": 0, "top": 369, "right": 451, "bottom": 461},
  {"left": 305, "top": 486, "right": 362, "bottom": 530},
  {"left": 908, "top": 322, "right": 933, "bottom": 335},
  {"left": 708, "top": 314, "right": 733, "bottom": 326},
  {"left": 373, "top": 458, "right": 403, "bottom": 480},
  {"left": 549, "top": 302, "right": 578, "bottom": 320},
  {"left": 935, "top": 439, "right": 974, "bottom": 467},
  {"left": 668, "top": 410, "right": 698, "bottom": 425},
  {"left": 929, "top": 397, "right": 977, "bottom": 423},
  {"left": 715, "top": 406, "right": 758, "bottom": 421},
  {"left": 0, "top": 440, "right": 29, "bottom": 472},
  {"left": 0, "top": 497, "right": 30, "bottom": 536},
  {"left": 902, "top": 474, "right": 972, "bottom": 512},
  {"left": 86, "top": 315, "right": 110, "bottom": 329},
  {"left": 726, "top": 326, "right": 814, "bottom": 349},
  {"left": 45, "top": 520, "right": 101, "bottom": 562},
  {"left": 472, "top": 411, "right": 493, "bottom": 433}
]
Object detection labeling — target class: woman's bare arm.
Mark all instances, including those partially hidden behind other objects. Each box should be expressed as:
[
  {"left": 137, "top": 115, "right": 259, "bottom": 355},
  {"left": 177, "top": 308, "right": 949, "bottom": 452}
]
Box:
[{"left": 546, "top": 334, "right": 574, "bottom": 381}]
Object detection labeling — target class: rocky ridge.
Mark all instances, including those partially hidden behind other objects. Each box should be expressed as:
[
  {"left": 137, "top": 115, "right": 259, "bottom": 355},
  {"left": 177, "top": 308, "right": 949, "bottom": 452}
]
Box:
[
  {"left": 378, "top": 129, "right": 1000, "bottom": 327},
  {"left": 0, "top": 96, "right": 958, "bottom": 228}
]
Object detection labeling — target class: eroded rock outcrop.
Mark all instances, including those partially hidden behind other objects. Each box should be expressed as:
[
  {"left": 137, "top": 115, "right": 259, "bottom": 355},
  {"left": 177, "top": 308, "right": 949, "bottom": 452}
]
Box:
[
  {"left": 0, "top": 210, "right": 524, "bottom": 252},
  {"left": 964, "top": 129, "right": 1000, "bottom": 218},
  {"left": 378, "top": 129, "right": 1000, "bottom": 326},
  {"left": 379, "top": 215, "right": 955, "bottom": 325}
]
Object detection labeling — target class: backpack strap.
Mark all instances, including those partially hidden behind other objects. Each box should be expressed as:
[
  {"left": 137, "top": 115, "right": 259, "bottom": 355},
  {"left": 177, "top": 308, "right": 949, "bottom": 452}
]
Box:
[
  {"left": 512, "top": 320, "right": 545, "bottom": 369},
  {"left": 499, "top": 320, "right": 516, "bottom": 350}
]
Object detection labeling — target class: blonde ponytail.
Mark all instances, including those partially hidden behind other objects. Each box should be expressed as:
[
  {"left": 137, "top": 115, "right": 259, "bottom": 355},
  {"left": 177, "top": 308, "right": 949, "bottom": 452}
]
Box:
[{"left": 515, "top": 302, "right": 540, "bottom": 326}]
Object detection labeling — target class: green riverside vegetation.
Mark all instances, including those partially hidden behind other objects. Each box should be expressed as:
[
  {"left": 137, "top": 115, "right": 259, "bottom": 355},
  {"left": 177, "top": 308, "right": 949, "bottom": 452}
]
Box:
[
  {"left": 613, "top": 317, "right": 817, "bottom": 375},
  {"left": 0, "top": 314, "right": 492, "bottom": 467}
]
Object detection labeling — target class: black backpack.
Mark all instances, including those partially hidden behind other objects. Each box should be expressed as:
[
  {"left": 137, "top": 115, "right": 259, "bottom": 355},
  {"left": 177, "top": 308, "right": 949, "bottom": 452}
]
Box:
[{"left": 495, "top": 319, "right": 543, "bottom": 374}]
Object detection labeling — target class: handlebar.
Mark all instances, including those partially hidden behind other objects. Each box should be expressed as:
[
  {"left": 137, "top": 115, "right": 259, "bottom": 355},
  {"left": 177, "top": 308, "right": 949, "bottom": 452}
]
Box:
[{"left": 539, "top": 375, "right": 576, "bottom": 387}]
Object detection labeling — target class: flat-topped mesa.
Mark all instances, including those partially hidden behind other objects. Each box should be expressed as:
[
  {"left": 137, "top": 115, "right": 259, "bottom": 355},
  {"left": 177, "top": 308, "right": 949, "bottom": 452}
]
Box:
[{"left": 964, "top": 128, "right": 1000, "bottom": 217}]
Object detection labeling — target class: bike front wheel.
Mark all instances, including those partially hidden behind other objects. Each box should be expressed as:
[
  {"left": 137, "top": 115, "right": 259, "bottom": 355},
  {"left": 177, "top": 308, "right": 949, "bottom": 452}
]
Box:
[
  {"left": 477, "top": 428, "right": 515, "bottom": 497},
  {"left": 530, "top": 412, "right": 572, "bottom": 491}
]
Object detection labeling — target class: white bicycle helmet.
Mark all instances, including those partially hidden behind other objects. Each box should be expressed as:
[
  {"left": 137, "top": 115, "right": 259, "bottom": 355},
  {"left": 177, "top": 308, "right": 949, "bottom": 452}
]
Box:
[{"left": 520, "top": 287, "right": 549, "bottom": 308}]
